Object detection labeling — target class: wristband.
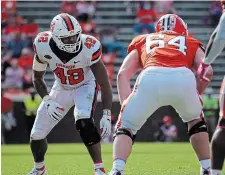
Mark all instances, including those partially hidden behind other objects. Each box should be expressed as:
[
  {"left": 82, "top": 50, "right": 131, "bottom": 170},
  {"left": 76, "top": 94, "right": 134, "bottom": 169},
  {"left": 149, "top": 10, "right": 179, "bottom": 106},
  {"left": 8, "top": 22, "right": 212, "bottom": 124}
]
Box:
[
  {"left": 201, "top": 60, "right": 210, "bottom": 67},
  {"left": 43, "top": 95, "right": 51, "bottom": 102}
]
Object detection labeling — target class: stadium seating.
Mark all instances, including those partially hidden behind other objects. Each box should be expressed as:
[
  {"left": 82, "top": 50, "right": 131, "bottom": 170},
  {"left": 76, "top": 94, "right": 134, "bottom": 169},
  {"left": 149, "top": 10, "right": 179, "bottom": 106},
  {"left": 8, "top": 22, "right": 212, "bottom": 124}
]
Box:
[{"left": 16, "top": 1, "right": 225, "bottom": 95}]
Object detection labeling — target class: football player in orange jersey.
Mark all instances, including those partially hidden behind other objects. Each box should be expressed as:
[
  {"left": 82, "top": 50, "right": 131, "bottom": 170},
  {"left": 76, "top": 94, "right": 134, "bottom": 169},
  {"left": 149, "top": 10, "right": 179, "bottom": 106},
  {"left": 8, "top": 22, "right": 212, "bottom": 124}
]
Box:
[
  {"left": 197, "top": 1, "right": 225, "bottom": 174},
  {"left": 109, "top": 14, "right": 213, "bottom": 175}
]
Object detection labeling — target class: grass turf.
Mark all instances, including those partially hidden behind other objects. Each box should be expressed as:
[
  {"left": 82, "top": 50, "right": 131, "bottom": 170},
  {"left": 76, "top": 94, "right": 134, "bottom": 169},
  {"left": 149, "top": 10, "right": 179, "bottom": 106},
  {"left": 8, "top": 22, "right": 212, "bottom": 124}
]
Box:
[{"left": 1, "top": 143, "right": 224, "bottom": 175}]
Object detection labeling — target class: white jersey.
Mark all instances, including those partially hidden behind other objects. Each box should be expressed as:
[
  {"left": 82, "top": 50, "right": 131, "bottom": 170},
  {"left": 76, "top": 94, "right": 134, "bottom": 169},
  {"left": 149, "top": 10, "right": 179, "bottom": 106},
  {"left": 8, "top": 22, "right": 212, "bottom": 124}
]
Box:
[{"left": 33, "top": 31, "right": 102, "bottom": 90}]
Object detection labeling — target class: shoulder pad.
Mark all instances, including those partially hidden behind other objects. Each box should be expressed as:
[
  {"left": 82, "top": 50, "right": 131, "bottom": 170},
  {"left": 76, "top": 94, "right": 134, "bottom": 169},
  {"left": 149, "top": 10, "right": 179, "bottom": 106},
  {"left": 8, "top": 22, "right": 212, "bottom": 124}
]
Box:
[
  {"left": 33, "top": 31, "right": 52, "bottom": 63},
  {"left": 82, "top": 34, "right": 102, "bottom": 65},
  {"left": 127, "top": 34, "right": 147, "bottom": 54}
]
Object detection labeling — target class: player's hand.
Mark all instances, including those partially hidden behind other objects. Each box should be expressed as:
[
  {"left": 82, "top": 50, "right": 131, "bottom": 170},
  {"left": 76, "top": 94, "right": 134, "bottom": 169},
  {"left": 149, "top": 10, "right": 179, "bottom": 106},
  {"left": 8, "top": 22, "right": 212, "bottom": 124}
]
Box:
[
  {"left": 197, "top": 62, "right": 211, "bottom": 82},
  {"left": 100, "top": 109, "right": 111, "bottom": 138},
  {"left": 43, "top": 95, "right": 64, "bottom": 121}
]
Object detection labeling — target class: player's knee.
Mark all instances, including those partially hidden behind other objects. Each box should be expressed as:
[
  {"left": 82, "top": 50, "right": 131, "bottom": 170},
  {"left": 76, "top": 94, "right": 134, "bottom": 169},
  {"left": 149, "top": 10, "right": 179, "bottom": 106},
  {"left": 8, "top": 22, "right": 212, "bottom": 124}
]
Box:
[
  {"left": 76, "top": 118, "right": 101, "bottom": 146},
  {"left": 218, "top": 118, "right": 225, "bottom": 129},
  {"left": 30, "top": 129, "right": 47, "bottom": 141},
  {"left": 113, "top": 128, "right": 136, "bottom": 143},
  {"left": 187, "top": 119, "right": 208, "bottom": 137},
  {"left": 211, "top": 127, "right": 225, "bottom": 149}
]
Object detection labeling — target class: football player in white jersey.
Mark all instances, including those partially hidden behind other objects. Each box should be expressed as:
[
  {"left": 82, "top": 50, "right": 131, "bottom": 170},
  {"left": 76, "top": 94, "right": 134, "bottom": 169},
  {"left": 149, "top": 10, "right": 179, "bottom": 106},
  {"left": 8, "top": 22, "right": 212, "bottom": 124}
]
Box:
[
  {"left": 197, "top": 1, "right": 225, "bottom": 174},
  {"left": 27, "top": 13, "right": 112, "bottom": 175}
]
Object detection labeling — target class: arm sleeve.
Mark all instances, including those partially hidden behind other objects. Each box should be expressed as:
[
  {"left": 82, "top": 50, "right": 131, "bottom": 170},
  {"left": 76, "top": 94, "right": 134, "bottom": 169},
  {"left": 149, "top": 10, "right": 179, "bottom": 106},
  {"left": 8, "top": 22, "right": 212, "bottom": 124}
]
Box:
[
  {"left": 32, "top": 55, "right": 47, "bottom": 71},
  {"left": 204, "top": 13, "right": 225, "bottom": 64}
]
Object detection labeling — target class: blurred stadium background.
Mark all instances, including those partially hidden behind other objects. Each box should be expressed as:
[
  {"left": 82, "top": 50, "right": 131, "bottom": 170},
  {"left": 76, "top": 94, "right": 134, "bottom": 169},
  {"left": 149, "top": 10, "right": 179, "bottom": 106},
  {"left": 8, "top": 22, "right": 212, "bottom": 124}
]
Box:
[{"left": 1, "top": 0, "right": 224, "bottom": 144}]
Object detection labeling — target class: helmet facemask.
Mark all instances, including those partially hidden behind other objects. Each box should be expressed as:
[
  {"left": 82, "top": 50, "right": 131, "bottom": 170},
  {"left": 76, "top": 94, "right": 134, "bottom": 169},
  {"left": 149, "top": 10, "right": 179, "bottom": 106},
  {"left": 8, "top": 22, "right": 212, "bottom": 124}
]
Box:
[{"left": 52, "top": 32, "right": 81, "bottom": 53}]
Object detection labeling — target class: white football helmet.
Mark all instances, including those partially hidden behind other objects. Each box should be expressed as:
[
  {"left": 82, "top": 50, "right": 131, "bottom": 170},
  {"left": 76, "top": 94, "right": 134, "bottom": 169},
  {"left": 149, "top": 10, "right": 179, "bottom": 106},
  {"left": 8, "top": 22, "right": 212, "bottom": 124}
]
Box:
[{"left": 50, "top": 13, "right": 82, "bottom": 53}]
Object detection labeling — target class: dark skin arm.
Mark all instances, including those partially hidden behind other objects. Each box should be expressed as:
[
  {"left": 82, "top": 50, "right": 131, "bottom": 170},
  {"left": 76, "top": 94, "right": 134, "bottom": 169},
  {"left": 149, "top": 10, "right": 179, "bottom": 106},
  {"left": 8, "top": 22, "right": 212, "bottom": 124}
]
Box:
[
  {"left": 91, "top": 60, "right": 112, "bottom": 110},
  {"left": 32, "top": 56, "right": 48, "bottom": 99},
  {"left": 32, "top": 70, "right": 48, "bottom": 98}
]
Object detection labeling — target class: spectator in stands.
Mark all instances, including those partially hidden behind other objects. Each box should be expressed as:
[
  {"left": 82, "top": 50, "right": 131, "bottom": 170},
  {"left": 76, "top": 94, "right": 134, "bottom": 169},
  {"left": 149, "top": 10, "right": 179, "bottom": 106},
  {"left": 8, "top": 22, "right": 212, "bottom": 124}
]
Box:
[
  {"left": 2, "top": 59, "right": 24, "bottom": 89},
  {"left": 100, "top": 27, "right": 127, "bottom": 58},
  {"left": 80, "top": 16, "right": 96, "bottom": 35},
  {"left": 154, "top": 115, "right": 177, "bottom": 142},
  {"left": 22, "top": 88, "right": 41, "bottom": 138},
  {"left": 1, "top": 1, "right": 17, "bottom": 14},
  {"left": 1, "top": 60, "right": 11, "bottom": 82},
  {"left": 209, "top": 1, "right": 222, "bottom": 27},
  {"left": 21, "top": 18, "right": 39, "bottom": 40},
  {"left": 22, "top": 67, "right": 33, "bottom": 90},
  {"left": 2, "top": 33, "right": 29, "bottom": 62},
  {"left": 76, "top": 0, "right": 96, "bottom": 22},
  {"left": 18, "top": 48, "right": 33, "bottom": 70},
  {"left": 2, "top": 14, "right": 22, "bottom": 43},
  {"left": 154, "top": 0, "right": 177, "bottom": 20},
  {"left": 1, "top": 89, "right": 15, "bottom": 144},
  {"left": 1, "top": 50, "right": 11, "bottom": 82},
  {"left": 134, "top": 1, "right": 157, "bottom": 34},
  {"left": 1, "top": 0, "right": 17, "bottom": 29},
  {"left": 60, "top": 0, "right": 77, "bottom": 17}
]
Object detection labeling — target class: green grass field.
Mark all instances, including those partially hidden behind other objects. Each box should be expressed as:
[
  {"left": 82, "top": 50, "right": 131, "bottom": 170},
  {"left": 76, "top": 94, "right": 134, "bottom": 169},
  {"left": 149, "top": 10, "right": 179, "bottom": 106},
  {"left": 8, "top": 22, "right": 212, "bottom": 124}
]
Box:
[{"left": 2, "top": 143, "right": 225, "bottom": 175}]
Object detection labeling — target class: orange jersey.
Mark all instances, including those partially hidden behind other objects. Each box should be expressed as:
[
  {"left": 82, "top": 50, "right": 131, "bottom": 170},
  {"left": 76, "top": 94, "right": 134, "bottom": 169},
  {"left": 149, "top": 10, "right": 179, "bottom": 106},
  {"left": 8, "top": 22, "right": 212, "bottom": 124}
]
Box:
[{"left": 127, "top": 32, "right": 203, "bottom": 69}]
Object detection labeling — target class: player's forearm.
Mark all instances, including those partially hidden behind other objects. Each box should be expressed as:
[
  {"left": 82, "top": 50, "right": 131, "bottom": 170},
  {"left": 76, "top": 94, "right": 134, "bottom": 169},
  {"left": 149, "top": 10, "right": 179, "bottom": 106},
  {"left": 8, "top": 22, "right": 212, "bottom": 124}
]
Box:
[
  {"left": 33, "top": 78, "right": 48, "bottom": 99},
  {"left": 204, "top": 13, "right": 225, "bottom": 64},
  {"left": 32, "top": 71, "right": 48, "bottom": 99},
  {"left": 117, "top": 74, "right": 132, "bottom": 105},
  {"left": 100, "top": 82, "right": 112, "bottom": 110},
  {"left": 91, "top": 61, "right": 112, "bottom": 110}
]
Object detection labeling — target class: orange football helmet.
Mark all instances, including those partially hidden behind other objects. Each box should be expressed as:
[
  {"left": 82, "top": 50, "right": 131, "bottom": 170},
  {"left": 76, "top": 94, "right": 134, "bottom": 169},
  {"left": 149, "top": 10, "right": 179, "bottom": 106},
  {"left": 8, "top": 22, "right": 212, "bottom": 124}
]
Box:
[{"left": 155, "top": 14, "right": 188, "bottom": 36}]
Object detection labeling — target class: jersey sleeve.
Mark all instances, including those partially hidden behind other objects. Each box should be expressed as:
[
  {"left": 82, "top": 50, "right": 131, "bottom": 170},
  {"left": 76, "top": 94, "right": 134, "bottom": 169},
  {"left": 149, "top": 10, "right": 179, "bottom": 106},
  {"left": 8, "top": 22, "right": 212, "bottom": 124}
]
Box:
[
  {"left": 127, "top": 35, "right": 146, "bottom": 54},
  {"left": 188, "top": 36, "right": 205, "bottom": 55},
  {"left": 33, "top": 32, "right": 50, "bottom": 64},
  {"left": 90, "top": 37, "right": 102, "bottom": 65}
]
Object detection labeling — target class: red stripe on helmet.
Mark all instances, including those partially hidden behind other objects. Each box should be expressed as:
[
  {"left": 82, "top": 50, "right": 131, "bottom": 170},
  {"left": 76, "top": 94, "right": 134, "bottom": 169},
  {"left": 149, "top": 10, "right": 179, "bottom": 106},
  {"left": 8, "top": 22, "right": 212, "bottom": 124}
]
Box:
[{"left": 61, "top": 14, "right": 74, "bottom": 31}]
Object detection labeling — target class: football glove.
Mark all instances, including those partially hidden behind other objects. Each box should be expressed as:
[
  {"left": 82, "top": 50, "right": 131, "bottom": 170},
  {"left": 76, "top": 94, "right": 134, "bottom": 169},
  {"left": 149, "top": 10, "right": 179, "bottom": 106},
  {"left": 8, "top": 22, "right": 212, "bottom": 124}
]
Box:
[
  {"left": 197, "top": 62, "right": 211, "bottom": 82},
  {"left": 100, "top": 109, "right": 111, "bottom": 138},
  {"left": 43, "top": 95, "right": 64, "bottom": 121}
]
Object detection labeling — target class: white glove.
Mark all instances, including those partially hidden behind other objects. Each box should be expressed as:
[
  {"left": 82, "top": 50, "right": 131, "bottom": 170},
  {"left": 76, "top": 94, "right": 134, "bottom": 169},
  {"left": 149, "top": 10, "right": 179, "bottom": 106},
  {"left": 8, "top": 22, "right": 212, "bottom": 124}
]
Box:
[
  {"left": 43, "top": 95, "right": 64, "bottom": 121},
  {"left": 100, "top": 109, "right": 111, "bottom": 138}
]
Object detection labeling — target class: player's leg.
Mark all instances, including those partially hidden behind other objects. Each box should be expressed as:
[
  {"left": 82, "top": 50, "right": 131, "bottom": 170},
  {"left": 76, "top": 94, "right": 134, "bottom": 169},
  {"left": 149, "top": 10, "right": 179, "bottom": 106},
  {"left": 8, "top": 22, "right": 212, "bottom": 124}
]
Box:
[
  {"left": 73, "top": 81, "right": 105, "bottom": 174},
  {"left": 211, "top": 78, "right": 225, "bottom": 175},
  {"left": 110, "top": 73, "right": 160, "bottom": 174},
  {"left": 173, "top": 71, "right": 211, "bottom": 175},
  {"left": 28, "top": 89, "right": 72, "bottom": 175}
]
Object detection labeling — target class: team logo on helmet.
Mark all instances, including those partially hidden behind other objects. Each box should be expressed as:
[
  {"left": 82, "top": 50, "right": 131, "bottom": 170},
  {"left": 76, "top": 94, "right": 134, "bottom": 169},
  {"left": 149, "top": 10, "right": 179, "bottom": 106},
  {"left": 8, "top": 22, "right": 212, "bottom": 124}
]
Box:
[{"left": 156, "top": 14, "right": 188, "bottom": 36}]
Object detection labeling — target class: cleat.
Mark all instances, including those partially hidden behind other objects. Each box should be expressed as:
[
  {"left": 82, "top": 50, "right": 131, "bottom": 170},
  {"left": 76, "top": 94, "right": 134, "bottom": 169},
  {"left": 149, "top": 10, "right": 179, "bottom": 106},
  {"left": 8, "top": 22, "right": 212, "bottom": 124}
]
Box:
[
  {"left": 95, "top": 168, "right": 106, "bottom": 175},
  {"left": 201, "top": 168, "right": 211, "bottom": 175},
  {"left": 108, "top": 170, "right": 124, "bottom": 175},
  {"left": 27, "top": 167, "right": 47, "bottom": 175}
]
